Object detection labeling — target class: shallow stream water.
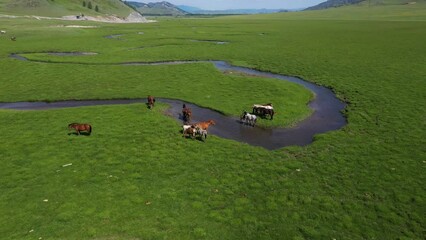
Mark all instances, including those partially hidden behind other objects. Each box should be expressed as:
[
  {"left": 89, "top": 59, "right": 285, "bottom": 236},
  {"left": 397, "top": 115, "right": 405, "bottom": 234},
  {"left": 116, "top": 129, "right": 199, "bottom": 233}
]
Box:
[{"left": 3, "top": 54, "right": 347, "bottom": 149}]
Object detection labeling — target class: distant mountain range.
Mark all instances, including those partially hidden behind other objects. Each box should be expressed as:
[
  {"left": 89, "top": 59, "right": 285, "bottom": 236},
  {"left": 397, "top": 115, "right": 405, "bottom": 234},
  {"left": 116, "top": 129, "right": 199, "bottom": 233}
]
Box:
[
  {"left": 125, "top": 1, "right": 187, "bottom": 16},
  {"left": 305, "top": 0, "right": 364, "bottom": 10},
  {"left": 304, "top": 0, "right": 418, "bottom": 10},
  {"left": 125, "top": 0, "right": 418, "bottom": 15},
  {"left": 178, "top": 5, "right": 287, "bottom": 14},
  {"left": 125, "top": 1, "right": 287, "bottom": 15}
]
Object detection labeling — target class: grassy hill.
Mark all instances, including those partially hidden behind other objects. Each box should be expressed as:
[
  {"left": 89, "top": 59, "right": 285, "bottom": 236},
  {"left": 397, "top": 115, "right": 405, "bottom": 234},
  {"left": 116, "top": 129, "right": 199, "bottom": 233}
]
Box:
[
  {"left": 0, "top": 0, "right": 133, "bottom": 18},
  {"left": 306, "top": 0, "right": 426, "bottom": 10}
]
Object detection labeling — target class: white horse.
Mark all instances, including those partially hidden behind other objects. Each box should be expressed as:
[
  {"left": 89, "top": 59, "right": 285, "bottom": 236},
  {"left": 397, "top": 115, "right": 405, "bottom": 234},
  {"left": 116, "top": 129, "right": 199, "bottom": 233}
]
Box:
[
  {"left": 241, "top": 111, "right": 257, "bottom": 126},
  {"left": 0, "top": 30, "right": 6, "bottom": 34},
  {"left": 253, "top": 103, "right": 273, "bottom": 110},
  {"left": 196, "top": 127, "right": 208, "bottom": 141}
]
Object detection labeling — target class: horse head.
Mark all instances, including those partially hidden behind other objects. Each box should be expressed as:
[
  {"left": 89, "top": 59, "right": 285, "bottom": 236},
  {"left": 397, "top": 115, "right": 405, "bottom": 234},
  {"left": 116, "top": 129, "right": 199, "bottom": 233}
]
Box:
[{"left": 241, "top": 111, "right": 248, "bottom": 120}]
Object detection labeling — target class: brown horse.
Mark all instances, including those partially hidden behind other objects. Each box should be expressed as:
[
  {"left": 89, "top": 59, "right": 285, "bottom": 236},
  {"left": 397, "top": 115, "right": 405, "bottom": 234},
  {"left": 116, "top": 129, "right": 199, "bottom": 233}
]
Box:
[
  {"left": 192, "top": 120, "right": 216, "bottom": 130},
  {"left": 68, "top": 123, "right": 92, "bottom": 135},
  {"left": 147, "top": 95, "right": 155, "bottom": 109},
  {"left": 182, "top": 104, "right": 192, "bottom": 123}
]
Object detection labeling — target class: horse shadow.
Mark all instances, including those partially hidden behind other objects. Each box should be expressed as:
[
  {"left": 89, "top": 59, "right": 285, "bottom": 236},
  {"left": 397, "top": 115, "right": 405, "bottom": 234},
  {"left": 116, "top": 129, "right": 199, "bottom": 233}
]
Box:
[
  {"left": 179, "top": 129, "right": 206, "bottom": 142},
  {"left": 68, "top": 132, "right": 91, "bottom": 136}
]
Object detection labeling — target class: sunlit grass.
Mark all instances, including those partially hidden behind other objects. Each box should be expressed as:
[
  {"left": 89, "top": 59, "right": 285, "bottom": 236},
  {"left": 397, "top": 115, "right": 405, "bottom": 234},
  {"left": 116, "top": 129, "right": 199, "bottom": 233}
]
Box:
[{"left": 0, "top": 4, "right": 425, "bottom": 239}]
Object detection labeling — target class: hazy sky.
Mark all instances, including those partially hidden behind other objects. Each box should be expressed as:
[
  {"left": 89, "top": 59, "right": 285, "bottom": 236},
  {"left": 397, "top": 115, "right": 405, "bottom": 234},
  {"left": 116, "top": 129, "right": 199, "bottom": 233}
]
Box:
[{"left": 132, "top": 0, "right": 326, "bottom": 10}]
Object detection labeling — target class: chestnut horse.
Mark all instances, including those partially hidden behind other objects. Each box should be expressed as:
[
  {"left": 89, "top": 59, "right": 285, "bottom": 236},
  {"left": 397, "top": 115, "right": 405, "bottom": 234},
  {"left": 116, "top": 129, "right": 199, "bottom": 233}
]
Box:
[
  {"left": 192, "top": 120, "right": 216, "bottom": 130},
  {"left": 68, "top": 123, "right": 92, "bottom": 135},
  {"left": 147, "top": 95, "right": 155, "bottom": 109},
  {"left": 182, "top": 104, "right": 192, "bottom": 124}
]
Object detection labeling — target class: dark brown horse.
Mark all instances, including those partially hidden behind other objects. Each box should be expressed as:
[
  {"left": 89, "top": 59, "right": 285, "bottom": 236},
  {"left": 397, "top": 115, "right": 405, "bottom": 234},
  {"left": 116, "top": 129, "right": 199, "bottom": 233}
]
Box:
[
  {"left": 258, "top": 108, "right": 274, "bottom": 120},
  {"left": 252, "top": 104, "right": 274, "bottom": 120},
  {"left": 182, "top": 104, "right": 192, "bottom": 124},
  {"left": 192, "top": 120, "right": 216, "bottom": 130},
  {"left": 147, "top": 95, "right": 155, "bottom": 109},
  {"left": 68, "top": 123, "right": 92, "bottom": 135}
]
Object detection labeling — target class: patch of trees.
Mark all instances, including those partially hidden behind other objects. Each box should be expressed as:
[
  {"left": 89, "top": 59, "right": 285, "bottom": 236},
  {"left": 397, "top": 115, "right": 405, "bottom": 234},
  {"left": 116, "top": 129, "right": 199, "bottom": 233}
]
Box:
[{"left": 82, "top": 1, "right": 99, "bottom": 12}]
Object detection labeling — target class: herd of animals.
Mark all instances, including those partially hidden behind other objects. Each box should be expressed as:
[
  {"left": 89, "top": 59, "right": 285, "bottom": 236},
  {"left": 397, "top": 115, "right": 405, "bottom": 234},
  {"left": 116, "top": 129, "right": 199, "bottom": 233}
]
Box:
[
  {"left": 68, "top": 97, "right": 275, "bottom": 141},
  {"left": 4, "top": 30, "right": 275, "bottom": 140}
]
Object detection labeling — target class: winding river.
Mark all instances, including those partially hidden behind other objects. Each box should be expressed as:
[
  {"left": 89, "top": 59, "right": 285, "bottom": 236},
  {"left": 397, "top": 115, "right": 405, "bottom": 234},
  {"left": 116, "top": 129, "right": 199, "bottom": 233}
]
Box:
[{"left": 3, "top": 53, "right": 347, "bottom": 150}]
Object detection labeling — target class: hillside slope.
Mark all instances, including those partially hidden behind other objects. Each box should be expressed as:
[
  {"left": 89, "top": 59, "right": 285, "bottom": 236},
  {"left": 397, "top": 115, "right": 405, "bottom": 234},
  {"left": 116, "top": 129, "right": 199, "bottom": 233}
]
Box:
[
  {"left": 305, "top": 0, "right": 425, "bottom": 10},
  {"left": 0, "top": 0, "right": 133, "bottom": 18}
]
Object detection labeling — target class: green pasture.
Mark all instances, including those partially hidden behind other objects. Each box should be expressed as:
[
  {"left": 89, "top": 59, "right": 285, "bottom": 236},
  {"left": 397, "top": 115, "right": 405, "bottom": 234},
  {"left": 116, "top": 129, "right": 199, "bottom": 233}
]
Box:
[{"left": 0, "top": 4, "right": 425, "bottom": 240}]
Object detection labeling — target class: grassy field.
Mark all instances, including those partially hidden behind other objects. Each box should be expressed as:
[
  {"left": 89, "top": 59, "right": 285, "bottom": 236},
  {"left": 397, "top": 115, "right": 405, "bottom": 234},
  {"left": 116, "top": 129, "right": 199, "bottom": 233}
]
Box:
[{"left": 0, "top": 3, "right": 425, "bottom": 240}]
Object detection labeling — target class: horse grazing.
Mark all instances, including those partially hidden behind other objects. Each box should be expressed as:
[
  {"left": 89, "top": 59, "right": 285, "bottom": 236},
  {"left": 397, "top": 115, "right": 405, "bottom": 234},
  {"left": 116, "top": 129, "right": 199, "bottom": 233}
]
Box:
[
  {"left": 252, "top": 103, "right": 274, "bottom": 120},
  {"left": 182, "top": 104, "right": 192, "bottom": 124},
  {"left": 240, "top": 111, "right": 257, "bottom": 126},
  {"left": 10, "top": 36, "right": 16, "bottom": 41},
  {"left": 68, "top": 123, "right": 92, "bottom": 135},
  {"left": 147, "top": 95, "right": 155, "bottom": 109},
  {"left": 192, "top": 120, "right": 216, "bottom": 130}
]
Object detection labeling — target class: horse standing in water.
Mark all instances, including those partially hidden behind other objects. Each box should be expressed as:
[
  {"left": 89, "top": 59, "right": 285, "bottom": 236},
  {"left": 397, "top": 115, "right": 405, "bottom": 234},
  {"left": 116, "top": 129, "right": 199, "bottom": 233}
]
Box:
[
  {"left": 147, "top": 95, "right": 155, "bottom": 109},
  {"left": 240, "top": 111, "right": 257, "bottom": 127},
  {"left": 192, "top": 120, "right": 216, "bottom": 130},
  {"left": 68, "top": 123, "right": 92, "bottom": 135},
  {"left": 182, "top": 104, "right": 192, "bottom": 124}
]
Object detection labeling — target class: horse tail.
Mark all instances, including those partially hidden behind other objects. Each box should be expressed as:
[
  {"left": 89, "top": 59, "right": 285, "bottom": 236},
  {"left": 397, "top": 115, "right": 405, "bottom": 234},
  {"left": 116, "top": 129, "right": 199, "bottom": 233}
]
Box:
[{"left": 88, "top": 125, "right": 92, "bottom": 135}]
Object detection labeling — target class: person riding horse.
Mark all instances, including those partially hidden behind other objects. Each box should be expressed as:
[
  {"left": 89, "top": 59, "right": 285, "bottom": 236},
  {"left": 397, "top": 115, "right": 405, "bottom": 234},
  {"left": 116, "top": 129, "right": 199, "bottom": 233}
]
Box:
[
  {"left": 147, "top": 95, "right": 155, "bottom": 109},
  {"left": 182, "top": 104, "right": 192, "bottom": 124}
]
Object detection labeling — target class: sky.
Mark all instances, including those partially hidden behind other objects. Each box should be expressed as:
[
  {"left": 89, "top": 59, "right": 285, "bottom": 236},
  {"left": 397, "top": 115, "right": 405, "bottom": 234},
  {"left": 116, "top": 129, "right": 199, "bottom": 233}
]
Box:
[{"left": 131, "top": 0, "right": 326, "bottom": 10}]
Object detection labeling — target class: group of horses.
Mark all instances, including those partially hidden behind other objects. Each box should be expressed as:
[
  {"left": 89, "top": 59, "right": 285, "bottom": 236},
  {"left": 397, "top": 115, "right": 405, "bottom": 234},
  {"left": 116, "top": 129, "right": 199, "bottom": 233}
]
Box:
[
  {"left": 240, "top": 103, "right": 275, "bottom": 127},
  {"left": 181, "top": 104, "right": 215, "bottom": 141},
  {"left": 67, "top": 96, "right": 274, "bottom": 138},
  {"left": 182, "top": 121, "right": 215, "bottom": 141}
]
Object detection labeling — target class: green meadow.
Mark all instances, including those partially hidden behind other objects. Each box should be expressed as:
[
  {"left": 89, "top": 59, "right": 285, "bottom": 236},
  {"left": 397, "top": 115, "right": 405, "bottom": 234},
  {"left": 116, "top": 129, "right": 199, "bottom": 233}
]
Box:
[{"left": 0, "top": 3, "right": 425, "bottom": 240}]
